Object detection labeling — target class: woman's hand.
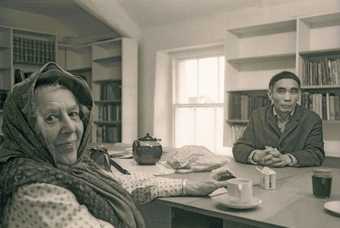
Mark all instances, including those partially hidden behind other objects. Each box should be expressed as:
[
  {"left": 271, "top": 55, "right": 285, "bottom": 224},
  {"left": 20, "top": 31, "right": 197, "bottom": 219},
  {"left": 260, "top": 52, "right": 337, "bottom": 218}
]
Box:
[{"left": 183, "top": 166, "right": 235, "bottom": 196}]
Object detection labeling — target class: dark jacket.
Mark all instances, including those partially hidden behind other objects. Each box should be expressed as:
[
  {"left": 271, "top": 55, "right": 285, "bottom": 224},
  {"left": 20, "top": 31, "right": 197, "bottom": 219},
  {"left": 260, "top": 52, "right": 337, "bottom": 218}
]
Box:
[{"left": 232, "top": 105, "right": 325, "bottom": 167}]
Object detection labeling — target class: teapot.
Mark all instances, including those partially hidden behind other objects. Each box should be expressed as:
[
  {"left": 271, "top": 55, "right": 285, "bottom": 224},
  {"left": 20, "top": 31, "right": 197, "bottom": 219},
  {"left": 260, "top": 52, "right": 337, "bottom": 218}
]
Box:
[{"left": 132, "top": 133, "right": 162, "bottom": 165}]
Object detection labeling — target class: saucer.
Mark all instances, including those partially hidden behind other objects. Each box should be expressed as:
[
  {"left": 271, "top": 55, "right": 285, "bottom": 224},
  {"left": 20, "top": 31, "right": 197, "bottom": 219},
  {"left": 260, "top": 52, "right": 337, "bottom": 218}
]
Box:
[
  {"left": 324, "top": 201, "right": 340, "bottom": 215},
  {"left": 213, "top": 195, "right": 262, "bottom": 209}
]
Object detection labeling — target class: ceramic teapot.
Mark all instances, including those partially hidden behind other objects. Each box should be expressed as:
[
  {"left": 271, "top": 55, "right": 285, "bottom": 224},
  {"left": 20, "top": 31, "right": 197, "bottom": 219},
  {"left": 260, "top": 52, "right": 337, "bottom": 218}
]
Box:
[{"left": 132, "top": 133, "right": 162, "bottom": 165}]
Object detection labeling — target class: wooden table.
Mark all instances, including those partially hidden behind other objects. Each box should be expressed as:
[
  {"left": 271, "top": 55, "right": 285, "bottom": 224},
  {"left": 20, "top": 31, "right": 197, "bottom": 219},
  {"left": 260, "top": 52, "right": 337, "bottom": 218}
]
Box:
[{"left": 117, "top": 157, "right": 340, "bottom": 228}]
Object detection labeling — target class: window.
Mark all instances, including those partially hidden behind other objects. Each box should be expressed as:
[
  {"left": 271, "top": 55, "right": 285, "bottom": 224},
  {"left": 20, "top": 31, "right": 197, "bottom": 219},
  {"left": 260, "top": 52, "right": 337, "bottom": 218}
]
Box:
[{"left": 173, "top": 54, "right": 224, "bottom": 153}]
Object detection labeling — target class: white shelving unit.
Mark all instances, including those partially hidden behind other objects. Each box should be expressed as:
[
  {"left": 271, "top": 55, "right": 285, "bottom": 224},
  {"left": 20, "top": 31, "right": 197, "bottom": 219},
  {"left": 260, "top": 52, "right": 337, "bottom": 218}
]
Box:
[
  {"left": 58, "top": 45, "right": 92, "bottom": 86},
  {"left": 224, "top": 11, "right": 340, "bottom": 157},
  {"left": 0, "top": 26, "right": 12, "bottom": 91},
  {"left": 0, "top": 25, "right": 57, "bottom": 135},
  {"left": 91, "top": 38, "right": 138, "bottom": 145}
]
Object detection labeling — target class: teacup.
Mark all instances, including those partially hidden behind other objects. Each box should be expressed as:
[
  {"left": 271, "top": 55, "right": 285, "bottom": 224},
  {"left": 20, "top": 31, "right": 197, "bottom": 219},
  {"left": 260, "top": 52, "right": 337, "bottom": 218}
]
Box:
[{"left": 226, "top": 178, "right": 253, "bottom": 204}]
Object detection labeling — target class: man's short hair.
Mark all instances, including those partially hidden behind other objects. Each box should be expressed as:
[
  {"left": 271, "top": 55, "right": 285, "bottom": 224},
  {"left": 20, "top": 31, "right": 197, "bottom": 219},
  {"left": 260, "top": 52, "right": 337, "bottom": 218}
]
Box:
[{"left": 269, "top": 71, "right": 301, "bottom": 90}]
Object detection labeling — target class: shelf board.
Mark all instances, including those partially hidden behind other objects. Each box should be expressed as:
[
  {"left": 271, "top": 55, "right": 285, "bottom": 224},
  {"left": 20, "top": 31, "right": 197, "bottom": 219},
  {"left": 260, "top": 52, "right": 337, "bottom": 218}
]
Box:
[
  {"left": 226, "top": 89, "right": 267, "bottom": 93},
  {"left": 174, "top": 103, "right": 224, "bottom": 108},
  {"left": 323, "top": 120, "right": 340, "bottom": 124},
  {"left": 226, "top": 119, "right": 249, "bottom": 124},
  {"left": 94, "top": 120, "right": 121, "bottom": 126},
  {"left": 228, "top": 20, "right": 296, "bottom": 37},
  {"left": 301, "top": 12, "right": 340, "bottom": 28},
  {"left": 93, "top": 55, "right": 121, "bottom": 64},
  {"left": 0, "top": 67, "right": 10, "bottom": 71},
  {"left": 299, "top": 48, "right": 340, "bottom": 56},
  {"left": 228, "top": 53, "right": 295, "bottom": 65},
  {"left": 302, "top": 85, "right": 340, "bottom": 90},
  {"left": 93, "top": 79, "right": 121, "bottom": 84},
  {"left": 67, "top": 67, "right": 91, "bottom": 73},
  {"left": 94, "top": 100, "right": 121, "bottom": 104},
  {"left": 0, "top": 46, "right": 9, "bottom": 50}
]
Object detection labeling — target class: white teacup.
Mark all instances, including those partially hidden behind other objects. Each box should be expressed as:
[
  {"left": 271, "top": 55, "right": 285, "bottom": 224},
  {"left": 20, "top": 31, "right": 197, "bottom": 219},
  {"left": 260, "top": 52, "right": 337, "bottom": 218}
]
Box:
[{"left": 226, "top": 178, "right": 253, "bottom": 204}]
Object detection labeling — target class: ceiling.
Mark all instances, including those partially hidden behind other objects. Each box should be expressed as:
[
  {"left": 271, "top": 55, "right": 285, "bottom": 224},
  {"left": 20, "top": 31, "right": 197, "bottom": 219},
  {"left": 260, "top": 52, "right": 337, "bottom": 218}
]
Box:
[
  {"left": 118, "top": 0, "right": 299, "bottom": 27},
  {"left": 119, "top": 0, "right": 259, "bottom": 27},
  {"left": 0, "top": 0, "right": 120, "bottom": 44},
  {"left": 0, "top": 0, "right": 300, "bottom": 35}
]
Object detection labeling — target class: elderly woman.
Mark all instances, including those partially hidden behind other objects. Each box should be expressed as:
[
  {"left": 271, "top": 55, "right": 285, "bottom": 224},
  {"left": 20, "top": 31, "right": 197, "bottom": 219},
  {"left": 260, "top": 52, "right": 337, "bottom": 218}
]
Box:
[{"left": 0, "top": 63, "right": 232, "bottom": 228}]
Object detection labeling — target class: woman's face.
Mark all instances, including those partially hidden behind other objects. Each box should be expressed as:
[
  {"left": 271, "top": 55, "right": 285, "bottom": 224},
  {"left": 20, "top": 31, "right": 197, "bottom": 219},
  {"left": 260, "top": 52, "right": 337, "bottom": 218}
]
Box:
[{"left": 34, "top": 85, "right": 84, "bottom": 165}]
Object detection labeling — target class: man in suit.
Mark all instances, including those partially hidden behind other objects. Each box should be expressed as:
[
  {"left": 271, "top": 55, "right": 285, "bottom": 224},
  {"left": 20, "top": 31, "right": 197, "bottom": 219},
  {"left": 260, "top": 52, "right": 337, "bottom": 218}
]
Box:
[{"left": 232, "top": 71, "right": 324, "bottom": 167}]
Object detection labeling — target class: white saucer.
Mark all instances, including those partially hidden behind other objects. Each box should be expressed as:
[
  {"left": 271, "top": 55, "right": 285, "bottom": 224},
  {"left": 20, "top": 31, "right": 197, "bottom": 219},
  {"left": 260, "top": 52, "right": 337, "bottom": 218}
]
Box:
[
  {"left": 324, "top": 201, "right": 340, "bottom": 215},
  {"left": 213, "top": 195, "right": 262, "bottom": 209}
]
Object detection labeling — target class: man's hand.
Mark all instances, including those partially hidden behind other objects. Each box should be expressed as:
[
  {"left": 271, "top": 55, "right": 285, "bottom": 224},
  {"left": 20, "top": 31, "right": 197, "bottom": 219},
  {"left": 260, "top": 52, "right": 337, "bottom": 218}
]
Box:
[
  {"left": 253, "top": 147, "right": 291, "bottom": 167},
  {"left": 252, "top": 148, "right": 278, "bottom": 165},
  {"left": 270, "top": 154, "right": 291, "bottom": 167}
]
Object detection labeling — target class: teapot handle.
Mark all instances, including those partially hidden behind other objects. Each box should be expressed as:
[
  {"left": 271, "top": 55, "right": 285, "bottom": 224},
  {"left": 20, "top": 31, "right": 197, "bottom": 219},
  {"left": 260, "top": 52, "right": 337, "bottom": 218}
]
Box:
[{"left": 132, "top": 140, "right": 139, "bottom": 152}]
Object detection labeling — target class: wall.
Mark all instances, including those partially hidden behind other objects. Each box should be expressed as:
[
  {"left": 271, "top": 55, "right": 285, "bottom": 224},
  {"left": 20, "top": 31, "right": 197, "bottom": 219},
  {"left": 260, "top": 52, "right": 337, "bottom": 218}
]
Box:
[
  {"left": 139, "top": 0, "right": 340, "bottom": 154},
  {"left": 0, "top": 7, "right": 76, "bottom": 41},
  {"left": 74, "top": 0, "right": 140, "bottom": 38}
]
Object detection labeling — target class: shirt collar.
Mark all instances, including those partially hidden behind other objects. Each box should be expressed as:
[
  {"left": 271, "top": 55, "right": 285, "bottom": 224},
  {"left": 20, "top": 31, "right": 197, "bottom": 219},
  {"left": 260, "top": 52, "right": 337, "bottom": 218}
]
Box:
[{"left": 272, "top": 105, "right": 295, "bottom": 120}]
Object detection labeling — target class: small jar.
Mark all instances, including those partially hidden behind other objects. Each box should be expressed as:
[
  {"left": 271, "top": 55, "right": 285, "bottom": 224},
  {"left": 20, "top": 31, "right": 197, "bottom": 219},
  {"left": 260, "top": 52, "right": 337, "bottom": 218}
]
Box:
[{"left": 312, "top": 168, "right": 332, "bottom": 198}]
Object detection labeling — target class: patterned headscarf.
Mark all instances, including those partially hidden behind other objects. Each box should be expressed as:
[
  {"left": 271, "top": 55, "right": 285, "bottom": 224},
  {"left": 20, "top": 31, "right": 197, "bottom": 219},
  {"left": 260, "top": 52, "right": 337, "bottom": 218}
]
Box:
[{"left": 0, "top": 62, "right": 145, "bottom": 228}]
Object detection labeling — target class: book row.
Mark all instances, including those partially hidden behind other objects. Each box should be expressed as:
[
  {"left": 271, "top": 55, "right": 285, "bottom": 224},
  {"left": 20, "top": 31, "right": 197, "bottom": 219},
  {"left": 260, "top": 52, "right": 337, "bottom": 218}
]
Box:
[
  {"left": 13, "top": 36, "right": 55, "bottom": 65},
  {"left": 96, "top": 125, "right": 121, "bottom": 143},
  {"left": 229, "top": 94, "right": 270, "bottom": 120},
  {"left": 97, "top": 104, "right": 121, "bottom": 122},
  {"left": 100, "top": 82, "right": 121, "bottom": 100},
  {"left": 302, "top": 55, "right": 340, "bottom": 86},
  {"left": 302, "top": 92, "right": 340, "bottom": 120}
]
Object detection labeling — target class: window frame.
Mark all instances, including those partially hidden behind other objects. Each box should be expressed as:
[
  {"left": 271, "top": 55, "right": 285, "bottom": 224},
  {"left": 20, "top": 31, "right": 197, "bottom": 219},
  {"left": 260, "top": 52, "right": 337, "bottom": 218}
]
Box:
[{"left": 170, "top": 45, "right": 225, "bottom": 150}]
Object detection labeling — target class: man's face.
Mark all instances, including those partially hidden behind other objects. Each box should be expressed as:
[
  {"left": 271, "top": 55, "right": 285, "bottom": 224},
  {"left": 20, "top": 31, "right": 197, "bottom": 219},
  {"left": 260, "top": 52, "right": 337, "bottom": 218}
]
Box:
[{"left": 268, "top": 78, "right": 300, "bottom": 115}]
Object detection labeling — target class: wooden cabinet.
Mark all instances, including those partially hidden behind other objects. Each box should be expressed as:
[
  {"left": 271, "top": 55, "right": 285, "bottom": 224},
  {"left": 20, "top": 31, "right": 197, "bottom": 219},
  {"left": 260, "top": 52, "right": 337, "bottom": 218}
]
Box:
[{"left": 225, "top": 11, "right": 340, "bottom": 156}]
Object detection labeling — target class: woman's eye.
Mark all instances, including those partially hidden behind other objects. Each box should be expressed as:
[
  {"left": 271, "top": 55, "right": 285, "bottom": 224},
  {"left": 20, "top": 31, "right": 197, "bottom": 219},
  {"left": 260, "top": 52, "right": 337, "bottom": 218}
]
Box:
[
  {"left": 45, "top": 114, "right": 58, "bottom": 123},
  {"left": 69, "top": 111, "right": 80, "bottom": 119}
]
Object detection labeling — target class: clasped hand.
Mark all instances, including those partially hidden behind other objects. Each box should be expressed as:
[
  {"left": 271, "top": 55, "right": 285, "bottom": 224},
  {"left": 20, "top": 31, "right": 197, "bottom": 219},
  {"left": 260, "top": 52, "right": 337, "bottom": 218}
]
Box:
[{"left": 253, "top": 146, "right": 290, "bottom": 167}]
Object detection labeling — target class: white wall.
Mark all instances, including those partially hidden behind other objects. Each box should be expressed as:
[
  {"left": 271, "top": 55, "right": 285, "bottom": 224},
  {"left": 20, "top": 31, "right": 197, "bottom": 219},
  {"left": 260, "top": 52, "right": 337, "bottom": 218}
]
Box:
[{"left": 139, "top": 0, "right": 340, "bottom": 154}]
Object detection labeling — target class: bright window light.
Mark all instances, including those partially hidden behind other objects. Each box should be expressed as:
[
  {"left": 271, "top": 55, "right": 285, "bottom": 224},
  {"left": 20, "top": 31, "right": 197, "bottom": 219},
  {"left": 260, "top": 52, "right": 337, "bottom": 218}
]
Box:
[{"left": 173, "top": 55, "right": 224, "bottom": 153}]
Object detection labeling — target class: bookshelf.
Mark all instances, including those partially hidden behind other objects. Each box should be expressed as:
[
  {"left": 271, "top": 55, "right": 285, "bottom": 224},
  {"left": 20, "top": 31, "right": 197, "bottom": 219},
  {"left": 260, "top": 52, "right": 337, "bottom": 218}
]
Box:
[
  {"left": 92, "top": 38, "right": 137, "bottom": 145},
  {"left": 0, "top": 25, "right": 57, "bottom": 134},
  {"left": 57, "top": 45, "right": 92, "bottom": 85},
  {"left": 0, "top": 26, "right": 12, "bottom": 92},
  {"left": 225, "top": 11, "right": 340, "bottom": 157}
]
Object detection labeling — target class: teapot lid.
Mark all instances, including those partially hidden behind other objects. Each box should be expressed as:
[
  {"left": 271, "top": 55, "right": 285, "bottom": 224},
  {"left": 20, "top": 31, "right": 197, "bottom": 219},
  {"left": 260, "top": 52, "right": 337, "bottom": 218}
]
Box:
[{"left": 138, "top": 133, "right": 159, "bottom": 141}]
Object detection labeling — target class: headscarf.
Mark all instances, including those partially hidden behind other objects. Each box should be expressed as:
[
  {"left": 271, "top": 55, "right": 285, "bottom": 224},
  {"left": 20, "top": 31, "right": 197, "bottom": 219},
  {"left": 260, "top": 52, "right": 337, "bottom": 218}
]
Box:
[{"left": 0, "top": 62, "right": 145, "bottom": 228}]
